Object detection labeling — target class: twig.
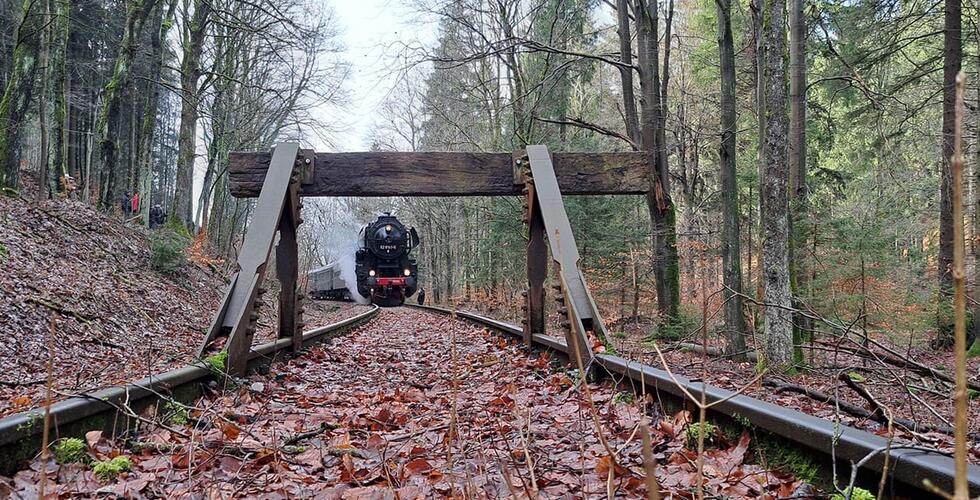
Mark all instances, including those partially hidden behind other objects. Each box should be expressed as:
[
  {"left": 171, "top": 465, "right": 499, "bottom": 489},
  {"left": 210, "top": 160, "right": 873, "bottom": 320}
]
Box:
[
  {"left": 26, "top": 296, "right": 100, "bottom": 323},
  {"left": 838, "top": 372, "right": 887, "bottom": 418},
  {"left": 282, "top": 421, "right": 340, "bottom": 446},
  {"left": 51, "top": 388, "right": 190, "bottom": 438},
  {"left": 0, "top": 379, "right": 45, "bottom": 387},
  {"left": 650, "top": 342, "right": 767, "bottom": 411},
  {"left": 764, "top": 378, "right": 958, "bottom": 436},
  {"left": 639, "top": 419, "right": 662, "bottom": 500},
  {"left": 817, "top": 339, "right": 979, "bottom": 392},
  {"left": 39, "top": 315, "right": 57, "bottom": 498},
  {"left": 949, "top": 70, "right": 969, "bottom": 500}
]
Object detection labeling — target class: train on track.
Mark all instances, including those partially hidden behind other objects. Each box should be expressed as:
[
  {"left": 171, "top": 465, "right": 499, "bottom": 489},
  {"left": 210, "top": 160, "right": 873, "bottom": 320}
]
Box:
[{"left": 308, "top": 214, "right": 420, "bottom": 307}]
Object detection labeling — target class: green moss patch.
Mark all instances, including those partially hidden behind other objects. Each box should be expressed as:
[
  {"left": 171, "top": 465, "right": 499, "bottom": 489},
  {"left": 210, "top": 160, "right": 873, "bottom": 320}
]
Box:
[
  {"left": 686, "top": 422, "right": 718, "bottom": 447},
  {"left": 205, "top": 351, "right": 228, "bottom": 373},
  {"left": 756, "top": 438, "right": 821, "bottom": 485},
  {"left": 92, "top": 455, "right": 132, "bottom": 481},
  {"left": 831, "top": 486, "right": 875, "bottom": 500},
  {"left": 52, "top": 438, "right": 87, "bottom": 464},
  {"left": 165, "top": 401, "right": 190, "bottom": 425}
]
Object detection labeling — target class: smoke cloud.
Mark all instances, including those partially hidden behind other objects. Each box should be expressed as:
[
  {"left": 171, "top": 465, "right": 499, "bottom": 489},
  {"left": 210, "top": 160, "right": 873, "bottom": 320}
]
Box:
[{"left": 320, "top": 219, "right": 370, "bottom": 305}]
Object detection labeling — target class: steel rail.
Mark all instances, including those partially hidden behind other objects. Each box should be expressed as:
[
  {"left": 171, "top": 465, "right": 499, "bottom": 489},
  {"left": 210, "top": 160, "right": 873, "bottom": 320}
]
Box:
[
  {"left": 411, "top": 304, "right": 980, "bottom": 497},
  {"left": 0, "top": 305, "right": 379, "bottom": 474}
]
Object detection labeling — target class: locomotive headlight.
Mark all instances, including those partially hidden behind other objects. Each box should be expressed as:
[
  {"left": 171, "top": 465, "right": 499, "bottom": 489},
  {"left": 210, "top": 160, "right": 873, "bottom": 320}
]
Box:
[
  {"left": 404, "top": 268, "right": 411, "bottom": 276},
  {"left": 385, "top": 224, "right": 392, "bottom": 232},
  {"left": 369, "top": 269, "right": 376, "bottom": 277}
]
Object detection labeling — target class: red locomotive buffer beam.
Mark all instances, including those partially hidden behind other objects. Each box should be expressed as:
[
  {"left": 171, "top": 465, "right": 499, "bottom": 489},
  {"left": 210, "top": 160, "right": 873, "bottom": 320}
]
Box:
[{"left": 375, "top": 277, "right": 406, "bottom": 286}]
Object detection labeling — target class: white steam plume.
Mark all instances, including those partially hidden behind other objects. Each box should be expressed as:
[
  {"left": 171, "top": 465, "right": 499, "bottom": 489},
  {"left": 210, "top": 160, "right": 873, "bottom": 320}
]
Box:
[{"left": 314, "top": 203, "right": 370, "bottom": 305}]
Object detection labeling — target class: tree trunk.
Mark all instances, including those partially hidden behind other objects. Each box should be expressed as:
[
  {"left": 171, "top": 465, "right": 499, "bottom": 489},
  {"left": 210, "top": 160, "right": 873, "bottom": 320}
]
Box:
[
  {"left": 95, "top": 0, "right": 158, "bottom": 209},
  {"left": 50, "top": 0, "right": 69, "bottom": 196},
  {"left": 616, "top": 0, "right": 640, "bottom": 145},
  {"left": 138, "top": 0, "right": 178, "bottom": 221},
  {"left": 497, "top": 1, "right": 527, "bottom": 146},
  {"left": 788, "top": 0, "right": 809, "bottom": 360},
  {"left": 37, "top": 0, "right": 51, "bottom": 200},
  {"left": 973, "top": 15, "right": 980, "bottom": 350},
  {"left": 751, "top": 0, "right": 766, "bottom": 314},
  {"left": 717, "top": 0, "right": 747, "bottom": 359},
  {"left": 173, "top": 0, "right": 211, "bottom": 230},
  {"left": 762, "top": 0, "right": 794, "bottom": 370},
  {"left": 636, "top": 0, "right": 681, "bottom": 332},
  {"left": 0, "top": 0, "right": 42, "bottom": 190},
  {"left": 939, "top": 0, "right": 962, "bottom": 344}
]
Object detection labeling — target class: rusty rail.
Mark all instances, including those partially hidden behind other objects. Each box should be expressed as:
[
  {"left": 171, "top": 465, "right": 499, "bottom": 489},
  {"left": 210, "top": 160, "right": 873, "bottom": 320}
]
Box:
[
  {"left": 0, "top": 305, "right": 378, "bottom": 474},
  {"left": 410, "top": 304, "right": 980, "bottom": 498}
]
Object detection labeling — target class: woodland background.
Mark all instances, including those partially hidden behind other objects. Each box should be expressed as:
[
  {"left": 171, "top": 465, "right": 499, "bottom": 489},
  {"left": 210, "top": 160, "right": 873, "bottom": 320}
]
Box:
[{"left": 1, "top": 0, "right": 978, "bottom": 370}]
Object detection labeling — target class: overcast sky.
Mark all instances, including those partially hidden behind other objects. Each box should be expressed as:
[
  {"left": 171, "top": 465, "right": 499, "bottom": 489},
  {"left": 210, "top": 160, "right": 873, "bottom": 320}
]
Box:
[
  {"left": 192, "top": 1, "right": 435, "bottom": 211},
  {"left": 327, "top": 0, "right": 437, "bottom": 151}
]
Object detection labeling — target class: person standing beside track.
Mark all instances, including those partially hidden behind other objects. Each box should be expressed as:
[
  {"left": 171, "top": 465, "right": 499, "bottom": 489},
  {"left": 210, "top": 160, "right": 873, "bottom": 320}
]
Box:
[{"left": 417, "top": 287, "right": 425, "bottom": 305}]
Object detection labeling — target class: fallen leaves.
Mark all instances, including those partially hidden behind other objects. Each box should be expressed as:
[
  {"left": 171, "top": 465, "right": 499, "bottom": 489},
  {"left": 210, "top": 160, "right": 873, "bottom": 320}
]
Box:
[
  {"left": 220, "top": 422, "right": 241, "bottom": 440},
  {"left": 0, "top": 197, "right": 371, "bottom": 418},
  {"left": 1, "top": 308, "right": 809, "bottom": 498}
]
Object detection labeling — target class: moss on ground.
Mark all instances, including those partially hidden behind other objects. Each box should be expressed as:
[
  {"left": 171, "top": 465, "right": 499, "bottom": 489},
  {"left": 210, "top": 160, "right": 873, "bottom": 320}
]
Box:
[
  {"left": 52, "top": 438, "right": 86, "bottom": 464},
  {"left": 967, "top": 340, "right": 980, "bottom": 358},
  {"left": 165, "top": 401, "right": 189, "bottom": 425},
  {"left": 686, "top": 422, "right": 718, "bottom": 448},
  {"left": 92, "top": 455, "right": 132, "bottom": 481},
  {"left": 205, "top": 351, "right": 228, "bottom": 373},
  {"left": 830, "top": 486, "right": 875, "bottom": 500},
  {"left": 612, "top": 391, "right": 634, "bottom": 404},
  {"left": 755, "top": 437, "right": 821, "bottom": 486}
]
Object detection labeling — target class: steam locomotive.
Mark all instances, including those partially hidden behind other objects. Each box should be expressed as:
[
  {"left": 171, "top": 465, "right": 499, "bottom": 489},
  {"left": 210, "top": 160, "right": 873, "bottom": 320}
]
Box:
[{"left": 309, "top": 214, "right": 420, "bottom": 307}]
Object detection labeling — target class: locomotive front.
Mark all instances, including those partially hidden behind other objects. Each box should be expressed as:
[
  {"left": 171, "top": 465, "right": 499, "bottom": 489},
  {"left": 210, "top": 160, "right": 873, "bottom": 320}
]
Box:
[{"left": 355, "top": 214, "right": 419, "bottom": 306}]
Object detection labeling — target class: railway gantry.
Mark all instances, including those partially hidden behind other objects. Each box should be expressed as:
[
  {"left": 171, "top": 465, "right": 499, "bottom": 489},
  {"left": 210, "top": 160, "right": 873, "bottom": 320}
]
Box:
[
  {"left": 200, "top": 142, "right": 980, "bottom": 496},
  {"left": 201, "top": 143, "right": 646, "bottom": 375}
]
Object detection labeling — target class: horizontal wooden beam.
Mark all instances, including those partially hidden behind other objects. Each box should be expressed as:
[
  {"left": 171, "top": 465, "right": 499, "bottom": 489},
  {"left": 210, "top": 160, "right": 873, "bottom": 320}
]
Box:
[{"left": 228, "top": 151, "right": 649, "bottom": 197}]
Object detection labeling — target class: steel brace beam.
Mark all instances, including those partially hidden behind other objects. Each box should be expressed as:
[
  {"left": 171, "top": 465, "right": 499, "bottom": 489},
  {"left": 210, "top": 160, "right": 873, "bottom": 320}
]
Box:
[
  {"left": 198, "top": 143, "right": 313, "bottom": 376},
  {"left": 520, "top": 145, "right": 610, "bottom": 367}
]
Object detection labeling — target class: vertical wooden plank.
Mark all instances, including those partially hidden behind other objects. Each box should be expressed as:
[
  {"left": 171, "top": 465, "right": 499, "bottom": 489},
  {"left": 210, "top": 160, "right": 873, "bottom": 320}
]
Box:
[
  {"left": 277, "top": 189, "right": 300, "bottom": 351},
  {"left": 224, "top": 274, "right": 261, "bottom": 376},
  {"left": 526, "top": 188, "right": 547, "bottom": 345}
]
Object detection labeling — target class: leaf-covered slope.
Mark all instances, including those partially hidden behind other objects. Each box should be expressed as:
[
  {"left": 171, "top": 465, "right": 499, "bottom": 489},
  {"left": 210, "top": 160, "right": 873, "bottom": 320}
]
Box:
[
  {"left": 0, "top": 197, "right": 226, "bottom": 416},
  {"left": 0, "top": 197, "right": 368, "bottom": 417}
]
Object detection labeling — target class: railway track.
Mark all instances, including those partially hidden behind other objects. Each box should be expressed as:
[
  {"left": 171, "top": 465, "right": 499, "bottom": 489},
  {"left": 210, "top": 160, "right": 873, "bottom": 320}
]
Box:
[
  {"left": 0, "top": 305, "right": 379, "bottom": 474},
  {"left": 411, "top": 304, "right": 980, "bottom": 498},
  {"left": 2, "top": 301, "right": 977, "bottom": 497}
]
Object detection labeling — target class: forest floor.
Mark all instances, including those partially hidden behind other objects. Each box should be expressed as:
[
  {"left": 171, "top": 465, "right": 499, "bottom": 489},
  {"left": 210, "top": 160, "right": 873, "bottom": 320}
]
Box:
[
  {"left": 1, "top": 308, "right": 813, "bottom": 498},
  {"left": 0, "top": 196, "right": 368, "bottom": 418},
  {"left": 606, "top": 317, "right": 980, "bottom": 465},
  {"left": 448, "top": 291, "right": 980, "bottom": 465}
]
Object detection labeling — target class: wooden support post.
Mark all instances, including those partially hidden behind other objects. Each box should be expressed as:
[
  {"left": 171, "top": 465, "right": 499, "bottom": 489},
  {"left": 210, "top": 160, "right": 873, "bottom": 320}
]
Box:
[
  {"left": 526, "top": 178, "right": 547, "bottom": 346},
  {"left": 277, "top": 188, "right": 301, "bottom": 351},
  {"left": 523, "top": 145, "right": 602, "bottom": 365},
  {"left": 222, "top": 275, "right": 262, "bottom": 376},
  {"left": 198, "top": 142, "right": 302, "bottom": 376}
]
